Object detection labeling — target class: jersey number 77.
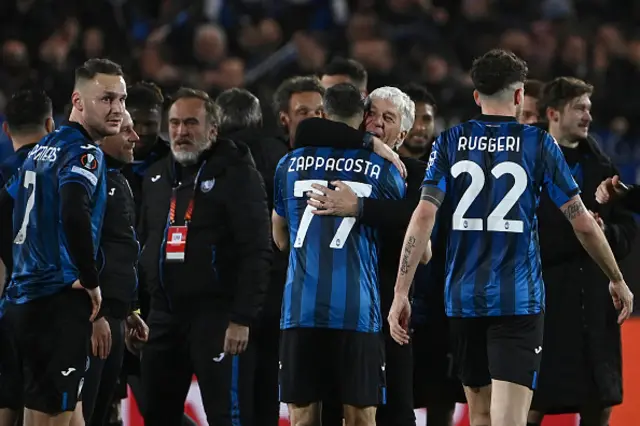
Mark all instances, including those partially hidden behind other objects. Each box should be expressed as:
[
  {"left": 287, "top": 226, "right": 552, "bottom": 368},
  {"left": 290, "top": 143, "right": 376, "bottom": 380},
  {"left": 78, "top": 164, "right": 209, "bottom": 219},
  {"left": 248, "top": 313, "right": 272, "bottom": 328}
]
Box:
[{"left": 293, "top": 179, "right": 372, "bottom": 249}]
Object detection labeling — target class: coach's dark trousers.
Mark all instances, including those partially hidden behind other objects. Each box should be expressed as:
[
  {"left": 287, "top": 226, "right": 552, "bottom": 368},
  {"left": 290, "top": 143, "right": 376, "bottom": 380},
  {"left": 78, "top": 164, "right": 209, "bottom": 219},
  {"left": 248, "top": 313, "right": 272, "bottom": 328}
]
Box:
[
  {"left": 83, "top": 317, "right": 126, "bottom": 426},
  {"left": 141, "top": 308, "right": 255, "bottom": 426},
  {"left": 376, "top": 325, "right": 415, "bottom": 426},
  {"left": 252, "top": 317, "right": 281, "bottom": 426}
]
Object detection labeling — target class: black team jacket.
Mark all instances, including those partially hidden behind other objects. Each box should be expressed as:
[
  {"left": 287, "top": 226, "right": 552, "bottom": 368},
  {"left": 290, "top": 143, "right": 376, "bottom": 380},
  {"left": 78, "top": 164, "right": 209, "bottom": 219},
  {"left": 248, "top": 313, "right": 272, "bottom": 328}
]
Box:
[
  {"left": 137, "top": 138, "right": 271, "bottom": 325},
  {"left": 97, "top": 154, "right": 140, "bottom": 320}
]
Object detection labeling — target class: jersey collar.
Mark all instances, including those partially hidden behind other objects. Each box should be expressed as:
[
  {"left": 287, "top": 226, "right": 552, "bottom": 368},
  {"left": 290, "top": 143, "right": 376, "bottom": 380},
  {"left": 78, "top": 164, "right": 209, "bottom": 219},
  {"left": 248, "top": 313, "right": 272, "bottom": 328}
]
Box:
[
  {"left": 475, "top": 114, "right": 518, "bottom": 122},
  {"left": 63, "top": 121, "right": 95, "bottom": 142}
]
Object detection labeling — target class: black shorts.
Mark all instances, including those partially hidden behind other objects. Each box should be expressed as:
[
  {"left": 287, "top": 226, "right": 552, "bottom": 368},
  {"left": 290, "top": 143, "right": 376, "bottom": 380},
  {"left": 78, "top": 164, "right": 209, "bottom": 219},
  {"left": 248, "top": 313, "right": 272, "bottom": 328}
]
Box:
[
  {"left": 0, "top": 315, "right": 22, "bottom": 410},
  {"left": 449, "top": 314, "right": 544, "bottom": 390},
  {"left": 279, "top": 328, "right": 385, "bottom": 407},
  {"left": 4, "top": 288, "right": 92, "bottom": 414},
  {"left": 412, "top": 320, "right": 465, "bottom": 407}
]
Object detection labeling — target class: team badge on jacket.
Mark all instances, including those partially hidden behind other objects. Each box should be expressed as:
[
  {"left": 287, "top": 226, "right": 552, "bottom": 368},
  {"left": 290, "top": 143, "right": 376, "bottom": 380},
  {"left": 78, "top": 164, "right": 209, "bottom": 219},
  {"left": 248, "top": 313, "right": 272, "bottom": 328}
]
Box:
[{"left": 200, "top": 179, "right": 215, "bottom": 193}]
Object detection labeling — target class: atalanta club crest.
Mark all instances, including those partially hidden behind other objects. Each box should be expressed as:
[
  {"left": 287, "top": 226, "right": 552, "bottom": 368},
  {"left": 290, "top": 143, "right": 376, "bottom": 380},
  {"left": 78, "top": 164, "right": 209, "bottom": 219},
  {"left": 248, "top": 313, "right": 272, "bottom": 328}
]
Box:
[
  {"left": 80, "top": 153, "right": 98, "bottom": 170},
  {"left": 200, "top": 179, "right": 215, "bottom": 193}
]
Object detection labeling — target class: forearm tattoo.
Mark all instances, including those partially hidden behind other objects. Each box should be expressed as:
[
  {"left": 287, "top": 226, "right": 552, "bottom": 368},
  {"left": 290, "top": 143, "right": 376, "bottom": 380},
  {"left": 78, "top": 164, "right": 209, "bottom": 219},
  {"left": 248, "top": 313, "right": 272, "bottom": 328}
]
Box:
[
  {"left": 400, "top": 236, "right": 417, "bottom": 276},
  {"left": 562, "top": 199, "right": 585, "bottom": 221}
]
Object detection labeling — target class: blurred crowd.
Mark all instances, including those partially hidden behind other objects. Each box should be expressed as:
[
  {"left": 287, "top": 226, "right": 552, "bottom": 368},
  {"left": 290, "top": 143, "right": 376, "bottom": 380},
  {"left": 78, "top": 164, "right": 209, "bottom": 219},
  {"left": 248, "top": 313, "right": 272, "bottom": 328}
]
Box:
[{"left": 1, "top": 0, "right": 640, "bottom": 137}]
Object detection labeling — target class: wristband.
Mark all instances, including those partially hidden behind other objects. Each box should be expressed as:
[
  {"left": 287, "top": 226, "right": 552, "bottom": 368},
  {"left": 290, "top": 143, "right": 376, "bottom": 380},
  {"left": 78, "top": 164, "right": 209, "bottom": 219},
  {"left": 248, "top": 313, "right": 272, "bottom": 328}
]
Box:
[{"left": 357, "top": 197, "right": 364, "bottom": 219}]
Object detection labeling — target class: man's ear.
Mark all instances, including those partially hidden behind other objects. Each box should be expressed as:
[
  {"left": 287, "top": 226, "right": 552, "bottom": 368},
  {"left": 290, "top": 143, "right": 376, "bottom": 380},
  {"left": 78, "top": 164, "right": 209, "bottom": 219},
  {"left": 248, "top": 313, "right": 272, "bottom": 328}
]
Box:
[
  {"left": 45, "top": 117, "right": 55, "bottom": 133},
  {"left": 2, "top": 122, "right": 10, "bottom": 140}
]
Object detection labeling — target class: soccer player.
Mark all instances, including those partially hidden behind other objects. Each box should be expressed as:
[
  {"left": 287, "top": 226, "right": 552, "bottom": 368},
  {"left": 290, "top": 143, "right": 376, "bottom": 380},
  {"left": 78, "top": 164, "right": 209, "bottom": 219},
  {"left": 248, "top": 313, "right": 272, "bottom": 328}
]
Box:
[
  {"left": 518, "top": 79, "right": 544, "bottom": 125},
  {"left": 388, "top": 49, "right": 634, "bottom": 426},
  {"left": 0, "top": 88, "right": 54, "bottom": 426},
  {"left": 320, "top": 57, "right": 369, "bottom": 96},
  {"left": 304, "top": 86, "right": 416, "bottom": 426},
  {"left": 272, "top": 83, "right": 406, "bottom": 426},
  {"left": 2, "top": 58, "right": 126, "bottom": 426}
]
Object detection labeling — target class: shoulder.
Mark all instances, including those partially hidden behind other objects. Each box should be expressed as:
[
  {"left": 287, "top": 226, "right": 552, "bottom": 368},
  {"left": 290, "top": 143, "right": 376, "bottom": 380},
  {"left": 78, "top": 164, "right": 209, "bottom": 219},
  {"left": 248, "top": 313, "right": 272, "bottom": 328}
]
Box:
[
  {"left": 583, "top": 134, "right": 613, "bottom": 166},
  {"left": 145, "top": 154, "right": 169, "bottom": 177},
  {"left": 402, "top": 156, "right": 427, "bottom": 174}
]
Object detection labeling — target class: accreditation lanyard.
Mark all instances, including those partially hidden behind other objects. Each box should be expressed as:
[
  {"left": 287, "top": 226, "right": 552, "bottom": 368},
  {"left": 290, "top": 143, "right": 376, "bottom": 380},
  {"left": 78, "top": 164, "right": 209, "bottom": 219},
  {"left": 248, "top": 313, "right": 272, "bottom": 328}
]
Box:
[
  {"left": 168, "top": 160, "right": 207, "bottom": 226},
  {"left": 165, "top": 161, "right": 206, "bottom": 262}
]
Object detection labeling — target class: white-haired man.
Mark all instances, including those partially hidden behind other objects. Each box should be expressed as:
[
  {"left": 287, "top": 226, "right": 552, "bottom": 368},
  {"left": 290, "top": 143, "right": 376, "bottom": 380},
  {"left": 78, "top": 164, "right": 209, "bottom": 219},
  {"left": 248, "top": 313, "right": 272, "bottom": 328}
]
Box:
[{"left": 307, "top": 86, "right": 423, "bottom": 426}]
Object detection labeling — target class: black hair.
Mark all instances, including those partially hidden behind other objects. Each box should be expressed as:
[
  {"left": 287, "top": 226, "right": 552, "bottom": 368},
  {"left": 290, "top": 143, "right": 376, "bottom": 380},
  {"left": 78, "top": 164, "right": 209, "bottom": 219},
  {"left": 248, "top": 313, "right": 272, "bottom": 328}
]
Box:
[
  {"left": 170, "top": 87, "right": 219, "bottom": 125},
  {"left": 524, "top": 79, "right": 544, "bottom": 100},
  {"left": 400, "top": 83, "right": 437, "bottom": 110},
  {"left": 324, "top": 83, "right": 364, "bottom": 119},
  {"left": 126, "top": 81, "right": 164, "bottom": 110},
  {"left": 273, "top": 76, "right": 325, "bottom": 114},
  {"left": 215, "top": 88, "right": 262, "bottom": 134},
  {"left": 470, "top": 49, "right": 528, "bottom": 96},
  {"left": 5, "top": 88, "right": 52, "bottom": 133},
  {"left": 321, "top": 58, "right": 368, "bottom": 90},
  {"left": 539, "top": 77, "right": 593, "bottom": 114},
  {"left": 75, "top": 58, "right": 124, "bottom": 84}
]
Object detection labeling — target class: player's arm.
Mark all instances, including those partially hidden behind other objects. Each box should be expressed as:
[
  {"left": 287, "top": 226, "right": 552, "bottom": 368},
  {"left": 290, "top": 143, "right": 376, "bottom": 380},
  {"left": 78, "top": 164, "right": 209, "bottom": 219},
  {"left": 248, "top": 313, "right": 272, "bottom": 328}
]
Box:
[
  {"left": 294, "top": 117, "right": 406, "bottom": 176},
  {"left": 394, "top": 134, "right": 448, "bottom": 298},
  {"left": 544, "top": 134, "right": 633, "bottom": 322},
  {"left": 394, "top": 195, "right": 441, "bottom": 297},
  {"left": 226, "top": 164, "right": 272, "bottom": 326},
  {"left": 272, "top": 211, "right": 289, "bottom": 251},
  {"left": 58, "top": 149, "right": 104, "bottom": 290},
  {"left": 0, "top": 185, "right": 14, "bottom": 297},
  {"left": 360, "top": 158, "right": 425, "bottom": 229},
  {"left": 272, "top": 157, "right": 289, "bottom": 251},
  {"left": 560, "top": 196, "right": 624, "bottom": 282}
]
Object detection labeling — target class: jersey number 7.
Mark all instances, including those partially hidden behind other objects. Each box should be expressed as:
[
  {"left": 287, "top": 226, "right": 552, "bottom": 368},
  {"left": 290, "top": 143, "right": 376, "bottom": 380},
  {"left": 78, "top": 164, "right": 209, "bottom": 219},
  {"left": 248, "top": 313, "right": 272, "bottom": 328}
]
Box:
[
  {"left": 14, "top": 170, "right": 36, "bottom": 244},
  {"left": 293, "top": 179, "right": 372, "bottom": 249}
]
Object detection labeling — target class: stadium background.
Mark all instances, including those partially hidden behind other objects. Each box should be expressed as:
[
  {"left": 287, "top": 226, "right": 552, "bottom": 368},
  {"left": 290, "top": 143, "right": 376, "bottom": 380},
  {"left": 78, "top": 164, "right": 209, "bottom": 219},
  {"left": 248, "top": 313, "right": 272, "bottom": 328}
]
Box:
[{"left": 0, "top": 0, "right": 639, "bottom": 424}]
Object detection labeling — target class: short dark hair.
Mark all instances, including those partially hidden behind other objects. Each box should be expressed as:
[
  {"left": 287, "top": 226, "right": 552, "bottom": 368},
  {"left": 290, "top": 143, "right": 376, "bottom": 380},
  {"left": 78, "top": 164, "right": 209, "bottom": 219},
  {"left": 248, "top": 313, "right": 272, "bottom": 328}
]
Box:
[
  {"left": 524, "top": 79, "right": 544, "bottom": 100},
  {"left": 470, "top": 49, "right": 528, "bottom": 96},
  {"left": 75, "top": 58, "right": 124, "bottom": 84},
  {"left": 215, "top": 88, "right": 262, "bottom": 134},
  {"left": 321, "top": 58, "right": 368, "bottom": 90},
  {"left": 539, "top": 77, "right": 593, "bottom": 114},
  {"left": 400, "top": 83, "right": 437, "bottom": 110},
  {"left": 5, "top": 89, "right": 52, "bottom": 134},
  {"left": 170, "top": 87, "right": 219, "bottom": 125},
  {"left": 127, "top": 81, "right": 164, "bottom": 110},
  {"left": 324, "top": 83, "right": 364, "bottom": 119},
  {"left": 273, "top": 76, "right": 325, "bottom": 114}
]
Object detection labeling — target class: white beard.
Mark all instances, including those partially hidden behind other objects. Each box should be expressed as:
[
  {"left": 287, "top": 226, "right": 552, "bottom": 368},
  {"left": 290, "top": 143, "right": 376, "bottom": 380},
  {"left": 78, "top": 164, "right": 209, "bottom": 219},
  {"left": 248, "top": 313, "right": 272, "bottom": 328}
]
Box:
[
  {"left": 173, "top": 150, "right": 200, "bottom": 165},
  {"left": 172, "top": 140, "right": 212, "bottom": 165}
]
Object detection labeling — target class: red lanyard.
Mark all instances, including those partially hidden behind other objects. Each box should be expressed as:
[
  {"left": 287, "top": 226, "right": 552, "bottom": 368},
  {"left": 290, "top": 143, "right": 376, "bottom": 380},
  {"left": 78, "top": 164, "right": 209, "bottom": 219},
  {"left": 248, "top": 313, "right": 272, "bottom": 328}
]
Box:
[{"left": 168, "top": 161, "right": 206, "bottom": 226}]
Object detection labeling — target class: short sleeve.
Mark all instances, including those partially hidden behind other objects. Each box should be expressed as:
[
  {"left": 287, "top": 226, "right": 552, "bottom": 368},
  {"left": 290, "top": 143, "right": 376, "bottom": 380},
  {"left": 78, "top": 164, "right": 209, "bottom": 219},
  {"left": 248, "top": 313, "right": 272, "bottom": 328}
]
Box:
[
  {"left": 421, "top": 134, "right": 449, "bottom": 194},
  {"left": 541, "top": 134, "right": 581, "bottom": 207},
  {"left": 5, "top": 175, "right": 18, "bottom": 200},
  {"left": 384, "top": 163, "right": 406, "bottom": 200},
  {"left": 58, "top": 148, "right": 104, "bottom": 196},
  {"left": 273, "top": 155, "right": 288, "bottom": 217}
]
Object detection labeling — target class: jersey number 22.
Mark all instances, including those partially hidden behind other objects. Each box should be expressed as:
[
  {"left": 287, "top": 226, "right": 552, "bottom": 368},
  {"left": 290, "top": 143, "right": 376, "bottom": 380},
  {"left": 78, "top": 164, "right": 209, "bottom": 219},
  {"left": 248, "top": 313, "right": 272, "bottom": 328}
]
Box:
[{"left": 452, "top": 160, "right": 527, "bottom": 233}]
